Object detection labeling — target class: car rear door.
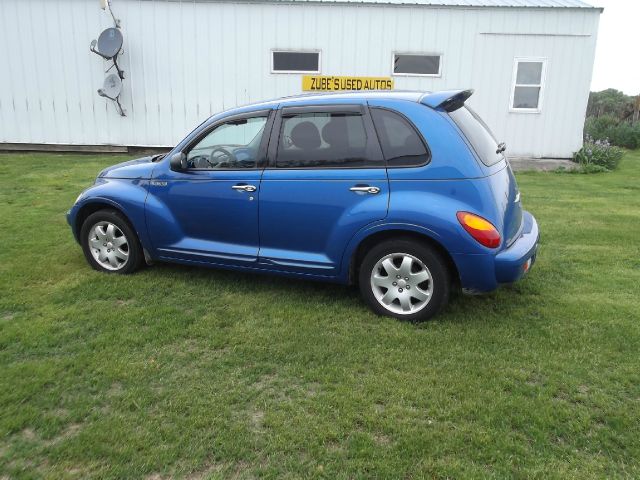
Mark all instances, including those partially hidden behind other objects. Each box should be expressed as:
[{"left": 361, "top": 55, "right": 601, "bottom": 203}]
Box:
[{"left": 257, "top": 103, "right": 389, "bottom": 277}]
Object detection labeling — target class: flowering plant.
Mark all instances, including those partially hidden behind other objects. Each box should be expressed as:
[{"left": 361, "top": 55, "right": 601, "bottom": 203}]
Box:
[{"left": 572, "top": 135, "right": 624, "bottom": 172}]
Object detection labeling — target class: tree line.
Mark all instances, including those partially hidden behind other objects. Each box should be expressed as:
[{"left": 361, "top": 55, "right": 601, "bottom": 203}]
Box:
[{"left": 585, "top": 89, "right": 640, "bottom": 149}]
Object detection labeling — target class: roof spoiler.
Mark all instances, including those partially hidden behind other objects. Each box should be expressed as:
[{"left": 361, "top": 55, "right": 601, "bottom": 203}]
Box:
[{"left": 420, "top": 89, "right": 474, "bottom": 112}]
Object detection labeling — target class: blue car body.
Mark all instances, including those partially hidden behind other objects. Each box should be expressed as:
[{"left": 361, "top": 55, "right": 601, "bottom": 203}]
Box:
[{"left": 68, "top": 90, "right": 538, "bottom": 293}]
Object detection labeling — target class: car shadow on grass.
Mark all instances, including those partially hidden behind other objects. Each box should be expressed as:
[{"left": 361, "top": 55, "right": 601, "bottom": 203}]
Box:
[{"left": 140, "top": 262, "right": 536, "bottom": 326}]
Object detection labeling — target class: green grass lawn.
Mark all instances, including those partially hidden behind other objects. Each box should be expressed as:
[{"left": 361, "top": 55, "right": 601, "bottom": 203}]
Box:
[{"left": 1, "top": 151, "right": 639, "bottom": 479}]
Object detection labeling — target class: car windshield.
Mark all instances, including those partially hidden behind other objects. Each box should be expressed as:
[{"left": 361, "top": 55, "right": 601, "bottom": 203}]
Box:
[{"left": 449, "top": 106, "right": 504, "bottom": 167}]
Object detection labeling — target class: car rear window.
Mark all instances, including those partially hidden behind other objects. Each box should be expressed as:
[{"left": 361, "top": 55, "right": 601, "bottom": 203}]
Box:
[{"left": 449, "top": 106, "right": 503, "bottom": 167}]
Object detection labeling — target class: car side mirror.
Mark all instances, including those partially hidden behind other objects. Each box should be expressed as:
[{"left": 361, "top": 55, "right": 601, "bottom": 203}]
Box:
[{"left": 169, "top": 152, "right": 188, "bottom": 171}]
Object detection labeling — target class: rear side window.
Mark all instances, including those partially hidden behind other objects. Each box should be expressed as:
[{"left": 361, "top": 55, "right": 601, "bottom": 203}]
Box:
[
  {"left": 370, "top": 108, "right": 430, "bottom": 167},
  {"left": 449, "top": 106, "right": 503, "bottom": 167},
  {"left": 276, "top": 112, "right": 383, "bottom": 168}
]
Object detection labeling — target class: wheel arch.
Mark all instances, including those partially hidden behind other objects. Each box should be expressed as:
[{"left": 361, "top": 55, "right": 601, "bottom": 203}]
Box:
[
  {"left": 348, "top": 228, "right": 460, "bottom": 288},
  {"left": 75, "top": 199, "right": 154, "bottom": 265},
  {"left": 74, "top": 199, "right": 139, "bottom": 244}
]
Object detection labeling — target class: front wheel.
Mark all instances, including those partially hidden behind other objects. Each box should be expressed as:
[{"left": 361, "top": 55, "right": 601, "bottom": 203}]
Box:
[
  {"left": 358, "top": 239, "right": 451, "bottom": 322},
  {"left": 80, "top": 209, "right": 143, "bottom": 274}
]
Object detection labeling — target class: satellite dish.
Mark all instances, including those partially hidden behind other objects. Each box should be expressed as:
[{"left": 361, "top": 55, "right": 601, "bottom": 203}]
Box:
[
  {"left": 90, "top": 27, "right": 123, "bottom": 59},
  {"left": 98, "top": 74, "right": 126, "bottom": 116},
  {"left": 98, "top": 73, "right": 122, "bottom": 100},
  {"left": 90, "top": 5, "right": 125, "bottom": 116},
  {"left": 90, "top": 27, "right": 125, "bottom": 79}
]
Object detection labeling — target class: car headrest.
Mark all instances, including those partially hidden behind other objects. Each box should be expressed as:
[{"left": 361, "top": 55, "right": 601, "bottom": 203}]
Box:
[
  {"left": 321, "top": 117, "right": 349, "bottom": 149},
  {"left": 290, "top": 121, "right": 321, "bottom": 150},
  {"left": 403, "top": 131, "right": 424, "bottom": 152}
]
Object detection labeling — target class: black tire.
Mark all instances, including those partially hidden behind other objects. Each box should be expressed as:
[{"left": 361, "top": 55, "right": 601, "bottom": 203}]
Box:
[
  {"left": 80, "top": 209, "right": 143, "bottom": 274},
  {"left": 358, "top": 238, "right": 451, "bottom": 322}
]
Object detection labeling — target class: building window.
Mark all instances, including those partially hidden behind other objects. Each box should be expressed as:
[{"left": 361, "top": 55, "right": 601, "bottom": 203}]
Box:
[
  {"left": 272, "top": 51, "right": 320, "bottom": 73},
  {"left": 510, "top": 58, "right": 546, "bottom": 112},
  {"left": 392, "top": 53, "right": 441, "bottom": 76}
]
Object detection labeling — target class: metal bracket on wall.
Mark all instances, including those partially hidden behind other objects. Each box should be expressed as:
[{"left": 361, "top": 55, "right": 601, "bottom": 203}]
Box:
[{"left": 90, "top": 0, "right": 126, "bottom": 116}]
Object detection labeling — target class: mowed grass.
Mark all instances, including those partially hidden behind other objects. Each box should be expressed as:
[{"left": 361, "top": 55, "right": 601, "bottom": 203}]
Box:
[{"left": 0, "top": 151, "right": 639, "bottom": 479}]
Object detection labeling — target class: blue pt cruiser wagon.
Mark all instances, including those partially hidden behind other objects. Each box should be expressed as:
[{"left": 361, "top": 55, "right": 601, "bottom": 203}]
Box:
[{"left": 67, "top": 89, "right": 539, "bottom": 321}]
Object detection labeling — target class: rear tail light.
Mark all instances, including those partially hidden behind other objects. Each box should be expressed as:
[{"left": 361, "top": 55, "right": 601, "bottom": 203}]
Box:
[{"left": 456, "top": 211, "right": 501, "bottom": 248}]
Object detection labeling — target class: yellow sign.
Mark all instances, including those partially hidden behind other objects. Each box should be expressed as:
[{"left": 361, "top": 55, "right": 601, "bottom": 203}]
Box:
[{"left": 302, "top": 75, "right": 393, "bottom": 92}]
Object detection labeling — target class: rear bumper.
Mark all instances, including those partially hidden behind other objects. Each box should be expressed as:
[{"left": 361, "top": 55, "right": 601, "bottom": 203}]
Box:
[
  {"left": 494, "top": 210, "right": 538, "bottom": 283},
  {"left": 452, "top": 210, "right": 539, "bottom": 292}
]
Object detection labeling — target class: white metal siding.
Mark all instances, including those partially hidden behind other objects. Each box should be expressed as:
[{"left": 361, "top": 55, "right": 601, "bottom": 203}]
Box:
[
  {"left": 225, "top": 0, "right": 599, "bottom": 8},
  {"left": 0, "top": 0, "right": 599, "bottom": 157}
]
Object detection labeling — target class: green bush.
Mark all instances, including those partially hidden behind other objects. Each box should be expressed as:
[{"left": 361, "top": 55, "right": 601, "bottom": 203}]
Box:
[
  {"left": 609, "top": 122, "right": 640, "bottom": 149},
  {"left": 585, "top": 116, "right": 640, "bottom": 149},
  {"left": 584, "top": 115, "right": 618, "bottom": 138},
  {"left": 573, "top": 136, "right": 624, "bottom": 173}
]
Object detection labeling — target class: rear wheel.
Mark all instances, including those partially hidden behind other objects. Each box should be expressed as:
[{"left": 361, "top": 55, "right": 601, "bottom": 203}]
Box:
[
  {"left": 359, "top": 239, "right": 450, "bottom": 322},
  {"left": 80, "top": 209, "right": 143, "bottom": 274}
]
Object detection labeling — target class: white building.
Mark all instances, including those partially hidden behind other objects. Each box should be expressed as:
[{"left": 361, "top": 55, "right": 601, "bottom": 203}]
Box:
[{"left": 0, "top": 0, "right": 601, "bottom": 158}]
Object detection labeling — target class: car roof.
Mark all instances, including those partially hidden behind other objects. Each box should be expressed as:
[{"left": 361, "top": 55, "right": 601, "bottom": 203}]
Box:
[
  {"left": 226, "top": 90, "right": 426, "bottom": 116},
  {"left": 279, "top": 90, "right": 425, "bottom": 106},
  {"left": 213, "top": 89, "right": 474, "bottom": 121}
]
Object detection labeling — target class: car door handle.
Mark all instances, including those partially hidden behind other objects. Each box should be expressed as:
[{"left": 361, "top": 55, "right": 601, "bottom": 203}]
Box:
[
  {"left": 350, "top": 185, "right": 380, "bottom": 195},
  {"left": 232, "top": 184, "right": 257, "bottom": 192}
]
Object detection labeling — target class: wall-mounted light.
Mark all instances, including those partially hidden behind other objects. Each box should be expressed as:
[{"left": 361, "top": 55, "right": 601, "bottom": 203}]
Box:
[{"left": 99, "top": 0, "right": 120, "bottom": 27}]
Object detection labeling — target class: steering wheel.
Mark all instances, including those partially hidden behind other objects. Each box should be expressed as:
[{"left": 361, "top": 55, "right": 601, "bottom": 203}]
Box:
[{"left": 208, "top": 147, "right": 236, "bottom": 168}]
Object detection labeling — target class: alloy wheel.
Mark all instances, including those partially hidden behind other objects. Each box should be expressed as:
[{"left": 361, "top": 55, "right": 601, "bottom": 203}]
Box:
[
  {"left": 370, "top": 252, "right": 434, "bottom": 315},
  {"left": 88, "top": 221, "right": 129, "bottom": 271}
]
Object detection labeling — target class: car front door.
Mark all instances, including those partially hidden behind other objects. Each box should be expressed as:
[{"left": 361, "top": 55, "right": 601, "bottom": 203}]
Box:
[
  {"left": 145, "top": 111, "right": 273, "bottom": 266},
  {"left": 258, "top": 104, "right": 389, "bottom": 277}
]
